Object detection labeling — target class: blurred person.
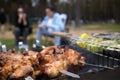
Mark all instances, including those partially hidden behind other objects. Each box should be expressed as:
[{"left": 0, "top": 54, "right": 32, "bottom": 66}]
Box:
[
  {"left": 14, "top": 7, "right": 30, "bottom": 46},
  {"left": 60, "top": 13, "right": 69, "bottom": 32},
  {"left": 60, "top": 13, "right": 67, "bottom": 26},
  {"left": 36, "top": 5, "right": 64, "bottom": 46},
  {"left": 0, "top": 8, "right": 6, "bottom": 34}
]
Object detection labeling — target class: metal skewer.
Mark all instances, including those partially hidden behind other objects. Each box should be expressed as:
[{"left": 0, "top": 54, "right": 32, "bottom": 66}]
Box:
[
  {"left": 25, "top": 76, "right": 33, "bottom": 80},
  {"left": 88, "top": 52, "right": 120, "bottom": 62},
  {"left": 60, "top": 70, "right": 80, "bottom": 78},
  {"left": 79, "top": 61, "right": 114, "bottom": 70}
]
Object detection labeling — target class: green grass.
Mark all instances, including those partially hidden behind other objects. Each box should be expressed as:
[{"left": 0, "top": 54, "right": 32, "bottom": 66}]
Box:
[
  {"left": 69, "top": 23, "right": 120, "bottom": 32},
  {"left": 0, "top": 38, "right": 53, "bottom": 50},
  {"left": 0, "top": 38, "right": 14, "bottom": 50}
]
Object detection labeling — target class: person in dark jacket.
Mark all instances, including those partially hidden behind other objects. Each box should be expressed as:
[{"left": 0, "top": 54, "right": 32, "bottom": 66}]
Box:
[
  {"left": 0, "top": 8, "right": 6, "bottom": 34},
  {"left": 14, "top": 7, "right": 29, "bottom": 46}
]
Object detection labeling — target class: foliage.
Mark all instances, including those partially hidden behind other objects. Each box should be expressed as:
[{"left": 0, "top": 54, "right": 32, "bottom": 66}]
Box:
[{"left": 0, "top": 0, "right": 120, "bottom": 24}]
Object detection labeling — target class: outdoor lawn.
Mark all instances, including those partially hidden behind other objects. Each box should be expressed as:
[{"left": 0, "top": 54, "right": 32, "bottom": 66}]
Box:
[
  {"left": 0, "top": 23, "right": 120, "bottom": 50},
  {"left": 69, "top": 23, "right": 120, "bottom": 32}
]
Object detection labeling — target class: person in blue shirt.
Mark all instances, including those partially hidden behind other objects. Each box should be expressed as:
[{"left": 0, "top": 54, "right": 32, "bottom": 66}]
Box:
[{"left": 36, "top": 6, "right": 64, "bottom": 46}]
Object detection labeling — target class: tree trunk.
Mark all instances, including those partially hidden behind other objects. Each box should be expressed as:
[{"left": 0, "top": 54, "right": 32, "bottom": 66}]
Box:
[
  {"left": 75, "top": 0, "right": 80, "bottom": 27},
  {"left": 68, "top": 0, "right": 73, "bottom": 22}
]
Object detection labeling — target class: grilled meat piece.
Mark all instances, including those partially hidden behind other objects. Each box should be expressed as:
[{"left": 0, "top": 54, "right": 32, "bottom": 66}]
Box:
[
  {"left": 37, "top": 46, "right": 85, "bottom": 78},
  {"left": 0, "top": 46, "right": 85, "bottom": 80},
  {"left": 0, "top": 50, "right": 40, "bottom": 80}
]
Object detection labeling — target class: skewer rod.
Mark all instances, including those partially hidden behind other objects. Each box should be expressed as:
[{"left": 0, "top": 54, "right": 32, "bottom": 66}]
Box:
[{"left": 79, "top": 61, "right": 114, "bottom": 70}]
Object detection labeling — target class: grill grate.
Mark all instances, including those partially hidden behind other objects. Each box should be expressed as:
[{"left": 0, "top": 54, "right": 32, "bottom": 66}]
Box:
[{"left": 61, "top": 33, "right": 120, "bottom": 73}]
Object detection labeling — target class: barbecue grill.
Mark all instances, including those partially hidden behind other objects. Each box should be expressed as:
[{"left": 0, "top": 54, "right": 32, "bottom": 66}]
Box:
[
  {"left": 0, "top": 32, "right": 120, "bottom": 80},
  {"left": 52, "top": 32, "right": 120, "bottom": 80}
]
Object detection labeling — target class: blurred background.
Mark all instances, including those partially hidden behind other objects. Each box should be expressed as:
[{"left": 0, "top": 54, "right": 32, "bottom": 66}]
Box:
[
  {"left": 0, "top": 0, "right": 120, "bottom": 25},
  {"left": 0, "top": 0, "right": 120, "bottom": 49}
]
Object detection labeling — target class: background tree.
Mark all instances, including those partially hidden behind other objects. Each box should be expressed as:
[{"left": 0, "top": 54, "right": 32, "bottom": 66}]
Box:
[
  {"left": 74, "top": 0, "right": 81, "bottom": 27},
  {"left": 1, "top": 0, "right": 120, "bottom": 25}
]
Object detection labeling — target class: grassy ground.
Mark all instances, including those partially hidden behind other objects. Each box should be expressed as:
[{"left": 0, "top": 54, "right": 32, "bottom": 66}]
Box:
[
  {"left": 69, "top": 23, "right": 120, "bottom": 32},
  {"left": 0, "top": 23, "right": 120, "bottom": 50},
  {"left": 0, "top": 38, "right": 53, "bottom": 50}
]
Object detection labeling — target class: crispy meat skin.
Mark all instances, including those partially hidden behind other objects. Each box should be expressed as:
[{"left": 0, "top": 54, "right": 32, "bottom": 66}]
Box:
[
  {"left": 37, "top": 46, "right": 85, "bottom": 78},
  {"left": 0, "top": 46, "right": 85, "bottom": 80},
  {"left": 0, "top": 50, "right": 39, "bottom": 80}
]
